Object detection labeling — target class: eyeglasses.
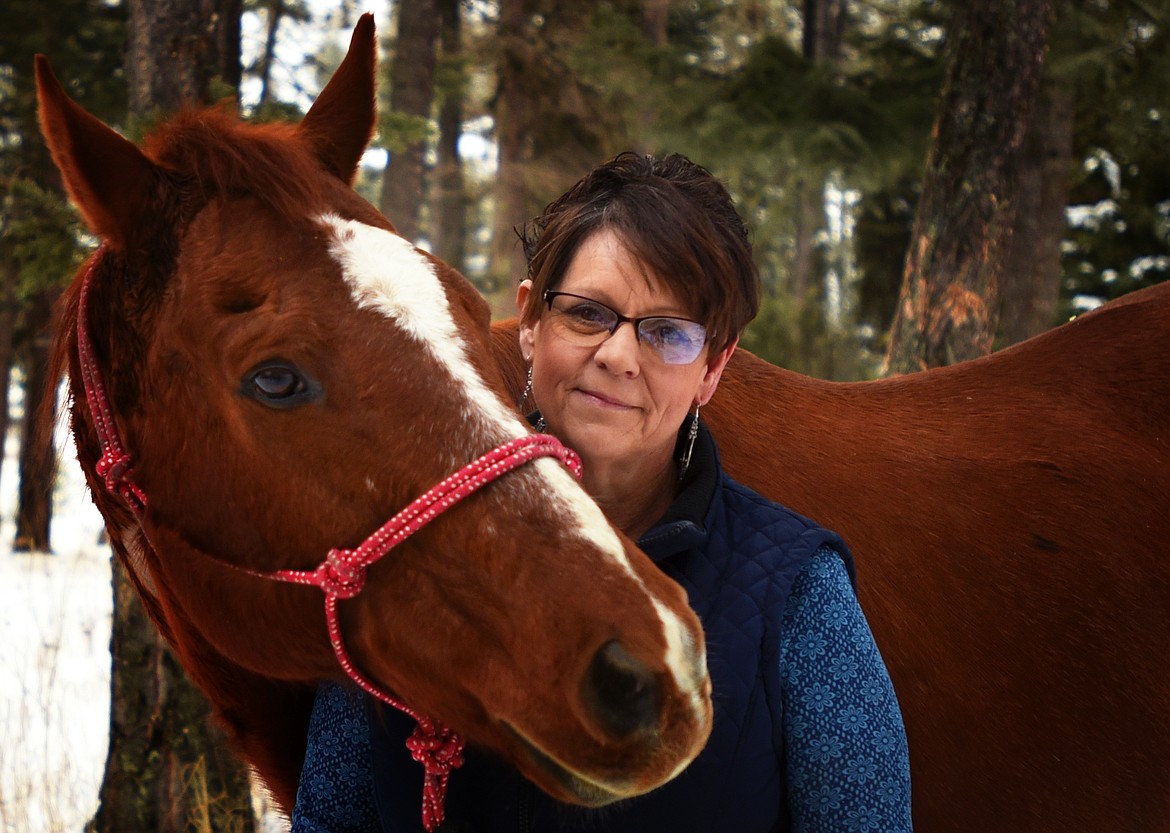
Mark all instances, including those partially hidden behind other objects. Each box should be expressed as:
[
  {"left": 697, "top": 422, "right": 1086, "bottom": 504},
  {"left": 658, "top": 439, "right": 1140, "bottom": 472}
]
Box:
[{"left": 542, "top": 290, "right": 708, "bottom": 365}]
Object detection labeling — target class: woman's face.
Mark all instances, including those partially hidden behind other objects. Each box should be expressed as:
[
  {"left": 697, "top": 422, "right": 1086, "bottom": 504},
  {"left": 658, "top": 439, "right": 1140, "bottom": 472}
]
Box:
[{"left": 517, "top": 228, "right": 735, "bottom": 478}]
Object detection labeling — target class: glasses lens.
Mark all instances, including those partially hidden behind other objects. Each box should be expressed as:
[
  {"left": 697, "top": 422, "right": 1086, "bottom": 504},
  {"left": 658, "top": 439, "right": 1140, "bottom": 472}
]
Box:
[
  {"left": 547, "top": 294, "right": 617, "bottom": 341},
  {"left": 544, "top": 291, "right": 707, "bottom": 364},
  {"left": 639, "top": 318, "right": 707, "bottom": 364}
]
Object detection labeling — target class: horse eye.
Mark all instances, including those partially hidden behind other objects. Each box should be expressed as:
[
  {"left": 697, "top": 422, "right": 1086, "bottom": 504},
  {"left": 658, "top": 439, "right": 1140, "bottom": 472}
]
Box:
[{"left": 243, "top": 362, "right": 321, "bottom": 409}]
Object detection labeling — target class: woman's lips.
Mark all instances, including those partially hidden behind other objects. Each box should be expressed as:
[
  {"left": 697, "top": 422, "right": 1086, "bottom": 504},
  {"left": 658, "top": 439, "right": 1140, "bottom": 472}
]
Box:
[{"left": 575, "top": 388, "right": 634, "bottom": 410}]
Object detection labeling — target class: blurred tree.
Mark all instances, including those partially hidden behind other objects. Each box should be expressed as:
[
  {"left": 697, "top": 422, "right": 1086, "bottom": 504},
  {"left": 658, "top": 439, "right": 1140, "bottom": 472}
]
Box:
[
  {"left": 251, "top": 0, "right": 312, "bottom": 109},
  {"left": 489, "top": 0, "right": 535, "bottom": 312},
  {"left": 1058, "top": 0, "right": 1170, "bottom": 314},
  {"left": 487, "top": 0, "right": 625, "bottom": 314},
  {"left": 380, "top": 0, "right": 440, "bottom": 242},
  {"left": 86, "top": 2, "right": 257, "bottom": 832},
  {"left": 0, "top": 0, "right": 126, "bottom": 546},
  {"left": 997, "top": 74, "right": 1073, "bottom": 346},
  {"left": 432, "top": 0, "right": 469, "bottom": 270},
  {"left": 883, "top": 0, "right": 1055, "bottom": 374}
]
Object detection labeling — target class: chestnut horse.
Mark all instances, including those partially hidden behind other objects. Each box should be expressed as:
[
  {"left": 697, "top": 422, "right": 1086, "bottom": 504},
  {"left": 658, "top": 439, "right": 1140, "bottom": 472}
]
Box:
[
  {"left": 39, "top": 12, "right": 1169, "bottom": 833},
  {"left": 36, "top": 15, "right": 713, "bottom": 827},
  {"left": 494, "top": 287, "right": 1170, "bottom": 833}
]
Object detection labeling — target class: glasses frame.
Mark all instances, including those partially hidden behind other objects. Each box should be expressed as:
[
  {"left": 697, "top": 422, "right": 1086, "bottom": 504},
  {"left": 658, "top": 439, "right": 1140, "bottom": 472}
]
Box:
[{"left": 542, "top": 290, "right": 708, "bottom": 365}]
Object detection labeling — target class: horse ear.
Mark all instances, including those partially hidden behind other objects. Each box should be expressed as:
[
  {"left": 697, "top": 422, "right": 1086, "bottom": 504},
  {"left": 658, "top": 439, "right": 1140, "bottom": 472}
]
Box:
[
  {"left": 299, "top": 13, "right": 377, "bottom": 184},
  {"left": 35, "top": 55, "right": 161, "bottom": 251}
]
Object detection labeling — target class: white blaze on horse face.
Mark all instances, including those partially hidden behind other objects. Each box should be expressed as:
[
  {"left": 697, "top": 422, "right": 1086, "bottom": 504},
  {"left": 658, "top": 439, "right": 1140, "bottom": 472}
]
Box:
[
  {"left": 318, "top": 213, "right": 706, "bottom": 716},
  {"left": 318, "top": 213, "right": 624, "bottom": 551}
]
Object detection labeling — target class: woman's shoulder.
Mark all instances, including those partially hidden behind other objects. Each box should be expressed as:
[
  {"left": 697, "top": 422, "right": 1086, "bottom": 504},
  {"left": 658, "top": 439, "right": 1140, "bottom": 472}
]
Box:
[
  {"left": 715, "top": 470, "right": 838, "bottom": 538},
  {"left": 708, "top": 472, "right": 855, "bottom": 580}
]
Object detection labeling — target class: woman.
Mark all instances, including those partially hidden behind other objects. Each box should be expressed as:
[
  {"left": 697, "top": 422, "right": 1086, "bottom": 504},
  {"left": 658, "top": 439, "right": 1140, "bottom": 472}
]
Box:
[{"left": 293, "top": 153, "right": 912, "bottom": 832}]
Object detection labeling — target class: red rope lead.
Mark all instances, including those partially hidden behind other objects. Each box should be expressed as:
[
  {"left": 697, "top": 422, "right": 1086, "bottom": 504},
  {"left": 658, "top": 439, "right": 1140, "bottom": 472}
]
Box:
[
  {"left": 266, "top": 433, "right": 581, "bottom": 830},
  {"left": 76, "top": 252, "right": 147, "bottom": 516},
  {"left": 75, "top": 247, "right": 584, "bottom": 831}
]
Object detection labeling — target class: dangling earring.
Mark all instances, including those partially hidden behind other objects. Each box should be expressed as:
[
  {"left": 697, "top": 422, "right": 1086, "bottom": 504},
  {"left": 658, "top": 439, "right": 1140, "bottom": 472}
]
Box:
[
  {"left": 678, "top": 402, "right": 700, "bottom": 480},
  {"left": 520, "top": 365, "right": 534, "bottom": 411},
  {"left": 520, "top": 365, "right": 547, "bottom": 432}
]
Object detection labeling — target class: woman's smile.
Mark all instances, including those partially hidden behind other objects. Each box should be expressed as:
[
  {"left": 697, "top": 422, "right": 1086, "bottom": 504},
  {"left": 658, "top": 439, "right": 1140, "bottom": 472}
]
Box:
[{"left": 573, "top": 386, "right": 636, "bottom": 411}]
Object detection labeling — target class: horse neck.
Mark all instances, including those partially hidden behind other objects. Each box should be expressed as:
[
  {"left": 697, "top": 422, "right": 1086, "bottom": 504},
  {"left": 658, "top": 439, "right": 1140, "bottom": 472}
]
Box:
[{"left": 489, "top": 319, "right": 529, "bottom": 405}]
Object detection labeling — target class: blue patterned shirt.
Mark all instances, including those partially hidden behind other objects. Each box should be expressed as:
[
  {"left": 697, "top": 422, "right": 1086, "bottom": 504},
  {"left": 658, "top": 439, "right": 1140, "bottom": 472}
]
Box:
[{"left": 292, "top": 546, "right": 911, "bottom": 832}]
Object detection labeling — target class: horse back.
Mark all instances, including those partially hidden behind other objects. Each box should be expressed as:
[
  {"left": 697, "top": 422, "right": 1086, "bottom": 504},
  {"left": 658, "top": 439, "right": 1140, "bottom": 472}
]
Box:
[{"left": 704, "top": 281, "right": 1170, "bottom": 829}]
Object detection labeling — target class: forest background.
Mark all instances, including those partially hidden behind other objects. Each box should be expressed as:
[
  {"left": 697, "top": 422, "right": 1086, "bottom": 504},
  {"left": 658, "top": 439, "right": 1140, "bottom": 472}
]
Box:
[
  {"left": 1, "top": 0, "right": 1168, "bottom": 830},
  {"left": 3, "top": 0, "right": 1170, "bottom": 548}
]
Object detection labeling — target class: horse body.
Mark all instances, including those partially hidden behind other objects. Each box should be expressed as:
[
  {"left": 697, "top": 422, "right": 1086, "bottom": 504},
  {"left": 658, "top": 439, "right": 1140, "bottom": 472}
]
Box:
[
  {"left": 37, "top": 16, "right": 712, "bottom": 819},
  {"left": 495, "top": 284, "right": 1170, "bottom": 830},
  {"left": 37, "top": 10, "right": 1170, "bottom": 830},
  {"left": 709, "top": 292, "right": 1170, "bottom": 830}
]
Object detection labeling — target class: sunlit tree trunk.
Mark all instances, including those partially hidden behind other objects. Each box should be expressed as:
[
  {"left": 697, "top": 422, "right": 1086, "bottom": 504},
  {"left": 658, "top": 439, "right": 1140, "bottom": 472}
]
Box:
[
  {"left": 90, "top": 1, "right": 255, "bottom": 831},
  {"left": 379, "top": 0, "right": 439, "bottom": 243},
  {"left": 883, "top": 0, "right": 1055, "bottom": 375}
]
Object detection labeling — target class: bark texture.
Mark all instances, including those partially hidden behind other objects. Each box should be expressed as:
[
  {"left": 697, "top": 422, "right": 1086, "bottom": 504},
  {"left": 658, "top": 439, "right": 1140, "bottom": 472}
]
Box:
[
  {"left": 489, "top": 0, "right": 533, "bottom": 314},
  {"left": 998, "top": 78, "right": 1074, "bottom": 346},
  {"left": 882, "top": 0, "right": 1055, "bottom": 375},
  {"left": 431, "top": 0, "right": 467, "bottom": 269},
  {"left": 90, "top": 1, "right": 255, "bottom": 830},
  {"left": 127, "top": 0, "right": 242, "bottom": 114},
  {"left": 379, "top": 0, "right": 440, "bottom": 242},
  {"left": 13, "top": 289, "right": 55, "bottom": 551}
]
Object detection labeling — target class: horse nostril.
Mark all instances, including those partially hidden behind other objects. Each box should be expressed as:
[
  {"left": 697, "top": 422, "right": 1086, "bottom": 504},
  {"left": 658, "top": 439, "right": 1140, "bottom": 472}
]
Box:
[{"left": 582, "top": 640, "right": 662, "bottom": 739}]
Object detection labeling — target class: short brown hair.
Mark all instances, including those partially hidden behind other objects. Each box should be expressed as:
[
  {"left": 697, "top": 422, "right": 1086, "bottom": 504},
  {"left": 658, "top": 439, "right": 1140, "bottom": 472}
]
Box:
[{"left": 518, "top": 152, "right": 760, "bottom": 355}]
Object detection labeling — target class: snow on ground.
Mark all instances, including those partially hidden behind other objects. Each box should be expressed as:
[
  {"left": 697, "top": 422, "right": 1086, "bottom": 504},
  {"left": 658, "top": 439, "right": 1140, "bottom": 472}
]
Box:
[
  {"left": 0, "top": 403, "right": 287, "bottom": 833},
  {"left": 0, "top": 414, "right": 111, "bottom": 833}
]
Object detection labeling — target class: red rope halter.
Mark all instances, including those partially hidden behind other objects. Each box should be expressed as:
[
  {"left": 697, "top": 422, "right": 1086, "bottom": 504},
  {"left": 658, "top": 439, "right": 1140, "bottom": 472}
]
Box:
[{"left": 74, "top": 251, "right": 583, "bottom": 831}]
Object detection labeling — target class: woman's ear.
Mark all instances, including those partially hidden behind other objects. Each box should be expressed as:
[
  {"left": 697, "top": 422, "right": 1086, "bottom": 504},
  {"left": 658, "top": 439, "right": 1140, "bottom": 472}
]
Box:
[
  {"left": 697, "top": 338, "right": 738, "bottom": 406},
  {"left": 516, "top": 279, "right": 536, "bottom": 362}
]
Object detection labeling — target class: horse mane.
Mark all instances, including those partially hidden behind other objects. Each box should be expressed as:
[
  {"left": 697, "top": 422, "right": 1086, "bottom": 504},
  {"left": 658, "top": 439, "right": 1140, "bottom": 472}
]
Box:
[{"left": 143, "top": 105, "right": 335, "bottom": 226}]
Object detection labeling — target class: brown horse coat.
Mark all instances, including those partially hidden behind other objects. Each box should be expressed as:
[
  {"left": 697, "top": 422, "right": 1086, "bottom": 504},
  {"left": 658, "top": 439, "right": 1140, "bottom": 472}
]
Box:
[
  {"left": 37, "top": 15, "right": 712, "bottom": 823},
  {"left": 37, "top": 8, "right": 1170, "bottom": 830},
  {"left": 493, "top": 284, "right": 1170, "bottom": 831}
]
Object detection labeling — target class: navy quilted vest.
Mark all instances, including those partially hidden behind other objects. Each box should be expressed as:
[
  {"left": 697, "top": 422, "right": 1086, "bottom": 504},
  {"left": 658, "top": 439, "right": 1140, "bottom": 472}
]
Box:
[{"left": 370, "top": 424, "right": 853, "bottom": 832}]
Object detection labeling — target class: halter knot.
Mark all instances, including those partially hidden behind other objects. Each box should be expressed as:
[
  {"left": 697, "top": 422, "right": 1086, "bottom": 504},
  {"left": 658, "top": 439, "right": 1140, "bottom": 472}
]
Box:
[
  {"left": 316, "top": 549, "right": 367, "bottom": 599},
  {"left": 95, "top": 450, "right": 147, "bottom": 513},
  {"left": 406, "top": 718, "right": 466, "bottom": 831},
  {"left": 74, "top": 247, "right": 579, "bottom": 833}
]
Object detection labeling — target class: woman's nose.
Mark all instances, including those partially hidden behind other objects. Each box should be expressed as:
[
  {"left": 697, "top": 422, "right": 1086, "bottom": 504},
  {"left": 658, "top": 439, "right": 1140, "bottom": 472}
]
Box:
[{"left": 593, "top": 320, "right": 641, "bottom": 374}]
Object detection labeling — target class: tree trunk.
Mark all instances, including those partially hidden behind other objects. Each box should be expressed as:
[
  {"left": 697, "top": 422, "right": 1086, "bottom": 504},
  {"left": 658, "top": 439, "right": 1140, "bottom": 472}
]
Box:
[
  {"left": 126, "top": 0, "right": 242, "bottom": 115},
  {"left": 882, "top": 0, "right": 1055, "bottom": 375},
  {"left": 88, "top": 562, "right": 256, "bottom": 833},
  {"left": 379, "top": 0, "right": 440, "bottom": 243},
  {"left": 0, "top": 253, "right": 20, "bottom": 500},
  {"left": 997, "top": 77, "right": 1073, "bottom": 346},
  {"left": 791, "top": 177, "right": 820, "bottom": 300},
  {"left": 790, "top": 1, "right": 844, "bottom": 317},
  {"left": 256, "top": 0, "right": 284, "bottom": 106},
  {"left": 489, "top": 0, "right": 532, "bottom": 316},
  {"left": 431, "top": 0, "right": 467, "bottom": 270},
  {"left": 12, "top": 289, "right": 55, "bottom": 552},
  {"left": 803, "top": 0, "right": 844, "bottom": 63},
  {"left": 90, "top": 1, "right": 255, "bottom": 831},
  {"left": 631, "top": 0, "right": 671, "bottom": 151}
]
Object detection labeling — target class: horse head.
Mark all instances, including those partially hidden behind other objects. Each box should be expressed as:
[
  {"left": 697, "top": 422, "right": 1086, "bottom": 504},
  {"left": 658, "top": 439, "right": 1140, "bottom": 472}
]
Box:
[{"left": 36, "top": 14, "right": 711, "bottom": 815}]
